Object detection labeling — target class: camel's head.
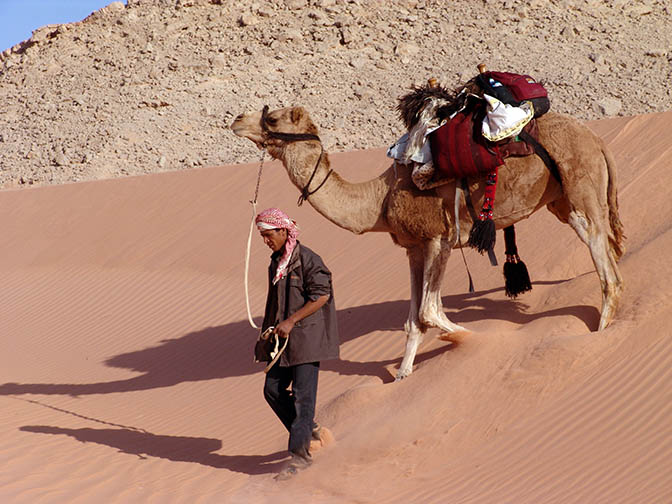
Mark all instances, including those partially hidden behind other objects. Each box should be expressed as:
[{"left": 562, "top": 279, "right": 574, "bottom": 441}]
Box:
[{"left": 230, "top": 106, "right": 320, "bottom": 151}]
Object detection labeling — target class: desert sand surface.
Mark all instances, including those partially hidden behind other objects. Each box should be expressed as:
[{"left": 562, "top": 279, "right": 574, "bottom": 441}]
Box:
[{"left": 1, "top": 109, "right": 671, "bottom": 503}]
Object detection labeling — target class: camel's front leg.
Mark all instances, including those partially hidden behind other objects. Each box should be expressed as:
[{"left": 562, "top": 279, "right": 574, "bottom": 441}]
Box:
[
  {"left": 397, "top": 247, "right": 426, "bottom": 380},
  {"left": 398, "top": 317, "right": 424, "bottom": 381},
  {"left": 419, "top": 236, "right": 467, "bottom": 333}
]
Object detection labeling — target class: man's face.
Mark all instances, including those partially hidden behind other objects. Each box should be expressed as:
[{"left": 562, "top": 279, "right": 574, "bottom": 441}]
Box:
[{"left": 260, "top": 228, "right": 288, "bottom": 252}]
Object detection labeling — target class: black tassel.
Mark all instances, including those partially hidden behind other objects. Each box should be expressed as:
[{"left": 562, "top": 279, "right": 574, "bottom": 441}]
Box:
[
  {"left": 468, "top": 218, "right": 496, "bottom": 254},
  {"left": 503, "top": 257, "right": 532, "bottom": 298}
]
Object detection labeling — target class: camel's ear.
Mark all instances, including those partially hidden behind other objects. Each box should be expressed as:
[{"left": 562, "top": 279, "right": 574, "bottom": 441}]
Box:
[{"left": 291, "top": 107, "right": 306, "bottom": 124}]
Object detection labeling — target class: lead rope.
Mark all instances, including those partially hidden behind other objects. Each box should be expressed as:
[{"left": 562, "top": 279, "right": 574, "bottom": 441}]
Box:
[
  {"left": 455, "top": 182, "right": 475, "bottom": 293},
  {"left": 244, "top": 149, "right": 267, "bottom": 329}
]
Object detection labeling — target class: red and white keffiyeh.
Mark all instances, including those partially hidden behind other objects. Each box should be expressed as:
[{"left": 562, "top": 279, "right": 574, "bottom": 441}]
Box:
[{"left": 255, "top": 208, "right": 300, "bottom": 284}]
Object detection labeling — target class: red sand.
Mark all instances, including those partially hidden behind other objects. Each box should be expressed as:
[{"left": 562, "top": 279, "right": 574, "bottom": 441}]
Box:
[{"left": 1, "top": 112, "right": 670, "bottom": 503}]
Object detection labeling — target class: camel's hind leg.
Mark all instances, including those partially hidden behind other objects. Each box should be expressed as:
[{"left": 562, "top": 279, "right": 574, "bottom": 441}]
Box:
[
  {"left": 569, "top": 210, "right": 623, "bottom": 330},
  {"left": 418, "top": 236, "right": 467, "bottom": 334},
  {"left": 550, "top": 198, "right": 624, "bottom": 330},
  {"left": 397, "top": 246, "right": 426, "bottom": 380}
]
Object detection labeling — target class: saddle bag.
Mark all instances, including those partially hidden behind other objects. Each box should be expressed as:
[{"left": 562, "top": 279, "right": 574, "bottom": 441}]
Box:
[{"left": 477, "top": 71, "right": 550, "bottom": 117}]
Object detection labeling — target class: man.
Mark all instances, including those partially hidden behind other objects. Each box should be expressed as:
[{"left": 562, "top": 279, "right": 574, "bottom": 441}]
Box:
[{"left": 255, "top": 207, "right": 339, "bottom": 480}]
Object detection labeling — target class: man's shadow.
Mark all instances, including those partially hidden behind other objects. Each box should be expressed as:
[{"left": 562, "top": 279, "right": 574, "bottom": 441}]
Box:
[
  {"left": 0, "top": 280, "right": 597, "bottom": 396},
  {"left": 20, "top": 425, "right": 286, "bottom": 475}
]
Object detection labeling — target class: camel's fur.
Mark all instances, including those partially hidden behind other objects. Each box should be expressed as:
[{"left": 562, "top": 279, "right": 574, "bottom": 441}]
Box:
[{"left": 231, "top": 104, "right": 624, "bottom": 380}]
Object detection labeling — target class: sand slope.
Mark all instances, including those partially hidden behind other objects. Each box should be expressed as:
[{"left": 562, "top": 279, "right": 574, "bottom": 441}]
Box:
[{"left": 1, "top": 112, "right": 671, "bottom": 503}]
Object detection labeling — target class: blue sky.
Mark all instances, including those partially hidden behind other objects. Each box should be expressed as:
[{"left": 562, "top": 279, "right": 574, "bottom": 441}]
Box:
[{"left": 0, "top": 0, "right": 126, "bottom": 52}]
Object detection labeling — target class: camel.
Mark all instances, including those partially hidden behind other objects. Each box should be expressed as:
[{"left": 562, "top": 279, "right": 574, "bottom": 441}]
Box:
[{"left": 231, "top": 97, "right": 625, "bottom": 380}]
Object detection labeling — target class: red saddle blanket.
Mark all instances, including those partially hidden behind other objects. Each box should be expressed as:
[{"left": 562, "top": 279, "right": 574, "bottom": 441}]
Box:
[
  {"left": 428, "top": 102, "right": 539, "bottom": 179},
  {"left": 428, "top": 102, "right": 503, "bottom": 179}
]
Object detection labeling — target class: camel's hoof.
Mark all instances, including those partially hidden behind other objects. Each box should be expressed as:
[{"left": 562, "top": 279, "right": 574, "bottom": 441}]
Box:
[
  {"left": 395, "top": 370, "right": 411, "bottom": 381},
  {"left": 437, "top": 329, "right": 472, "bottom": 343}
]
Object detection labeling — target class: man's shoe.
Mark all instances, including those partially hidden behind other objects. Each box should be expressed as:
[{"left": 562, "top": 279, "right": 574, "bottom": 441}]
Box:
[
  {"left": 274, "top": 465, "right": 298, "bottom": 481},
  {"left": 274, "top": 453, "right": 312, "bottom": 481}
]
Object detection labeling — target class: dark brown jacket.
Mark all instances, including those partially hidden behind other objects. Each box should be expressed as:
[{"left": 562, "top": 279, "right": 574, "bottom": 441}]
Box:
[{"left": 261, "top": 242, "right": 339, "bottom": 366}]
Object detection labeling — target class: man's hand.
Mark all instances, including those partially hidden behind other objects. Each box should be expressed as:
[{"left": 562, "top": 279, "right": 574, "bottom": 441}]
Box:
[
  {"left": 274, "top": 294, "right": 329, "bottom": 339},
  {"left": 274, "top": 319, "right": 295, "bottom": 339}
]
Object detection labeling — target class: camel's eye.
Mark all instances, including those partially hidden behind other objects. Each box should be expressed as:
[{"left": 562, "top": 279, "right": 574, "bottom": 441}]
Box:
[{"left": 265, "top": 116, "right": 277, "bottom": 126}]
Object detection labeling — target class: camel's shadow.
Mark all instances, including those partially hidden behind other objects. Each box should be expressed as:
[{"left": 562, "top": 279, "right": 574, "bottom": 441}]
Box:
[
  {"left": 445, "top": 278, "right": 601, "bottom": 327},
  {"left": 0, "top": 279, "right": 598, "bottom": 396},
  {"left": 19, "top": 425, "right": 286, "bottom": 475}
]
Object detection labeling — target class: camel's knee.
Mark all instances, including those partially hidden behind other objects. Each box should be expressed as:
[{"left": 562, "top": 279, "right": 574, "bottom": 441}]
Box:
[
  {"left": 404, "top": 321, "right": 424, "bottom": 344},
  {"left": 405, "top": 317, "right": 427, "bottom": 334},
  {"left": 418, "top": 300, "right": 466, "bottom": 333},
  {"left": 417, "top": 304, "right": 434, "bottom": 328},
  {"left": 418, "top": 303, "right": 443, "bottom": 330},
  {"left": 417, "top": 289, "right": 443, "bottom": 326}
]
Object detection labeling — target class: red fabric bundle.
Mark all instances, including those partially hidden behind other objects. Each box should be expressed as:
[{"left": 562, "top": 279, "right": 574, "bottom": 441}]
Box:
[
  {"left": 478, "top": 71, "right": 550, "bottom": 117},
  {"left": 427, "top": 100, "right": 505, "bottom": 254},
  {"left": 428, "top": 103, "right": 503, "bottom": 179},
  {"left": 484, "top": 71, "right": 548, "bottom": 102}
]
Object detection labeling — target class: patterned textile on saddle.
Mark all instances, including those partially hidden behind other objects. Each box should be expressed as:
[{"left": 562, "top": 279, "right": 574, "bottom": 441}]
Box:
[
  {"left": 428, "top": 97, "right": 503, "bottom": 179},
  {"left": 426, "top": 96, "right": 542, "bottom": 254},
  {"left": 412, "top": 101, "right": 538, "bottom": 190}
]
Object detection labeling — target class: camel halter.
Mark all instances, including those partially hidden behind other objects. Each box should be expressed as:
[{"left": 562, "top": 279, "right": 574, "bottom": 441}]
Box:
[{"left": 260, "top": 105, "right": 333, "bottom": 206}]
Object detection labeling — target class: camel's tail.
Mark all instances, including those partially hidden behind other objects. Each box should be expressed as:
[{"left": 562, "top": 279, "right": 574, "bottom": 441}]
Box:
[{"left": 603, "top": 141, "right": 626, "bottom": 261}]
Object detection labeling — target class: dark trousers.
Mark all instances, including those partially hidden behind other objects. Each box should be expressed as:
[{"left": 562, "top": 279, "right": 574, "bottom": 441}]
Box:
[{"left": 263, "top": 361, "right": 319, "bottom": 459}]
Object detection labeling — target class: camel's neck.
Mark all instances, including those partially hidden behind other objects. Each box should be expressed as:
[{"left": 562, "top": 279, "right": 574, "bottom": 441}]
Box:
[{"left": 279, "top": 142, "right": 391, "bottom": 234}]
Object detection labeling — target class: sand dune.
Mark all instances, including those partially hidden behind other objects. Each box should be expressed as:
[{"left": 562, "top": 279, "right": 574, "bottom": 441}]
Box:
[{"left": 1, "top": 112, "right": 671, "bottom": 503}]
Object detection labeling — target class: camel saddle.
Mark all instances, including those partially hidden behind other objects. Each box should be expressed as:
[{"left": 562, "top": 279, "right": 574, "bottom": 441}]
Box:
[
  {"left": 428, "top": 99, "right": 538, "bottom": 179},
  {"left": 427, "top": 97, "right": 547, "bottom": 261}
]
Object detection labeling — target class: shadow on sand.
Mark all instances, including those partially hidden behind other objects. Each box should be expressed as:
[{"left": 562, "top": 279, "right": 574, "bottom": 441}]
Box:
[
  {"left": 0, "top": 279, "right": 598, "bottom": 396},
  {"left": 11, "top": 281, "right": 599, "bottom": 475},
  {"left": 20, "top": 424, "right": 287, "bottom": 475}
]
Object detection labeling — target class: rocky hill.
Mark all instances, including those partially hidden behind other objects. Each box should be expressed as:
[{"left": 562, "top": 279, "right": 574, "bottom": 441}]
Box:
[{"left": 0, "top": 0, "right": 670, "bottom": 188}]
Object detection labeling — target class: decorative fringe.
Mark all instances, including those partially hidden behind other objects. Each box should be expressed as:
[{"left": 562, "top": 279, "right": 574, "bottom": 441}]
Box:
[
  {"left": 503, "top": 256, "right": 532, "bottom": 298},
  {"left": 468, "top": 218, "right": 496, "bottom": 254},
  {"left": 467, "top": 167, "right": 498, "bottom": 254},
  {"left": 503, "top": 225, "right": 532, "bottom": 298}
]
